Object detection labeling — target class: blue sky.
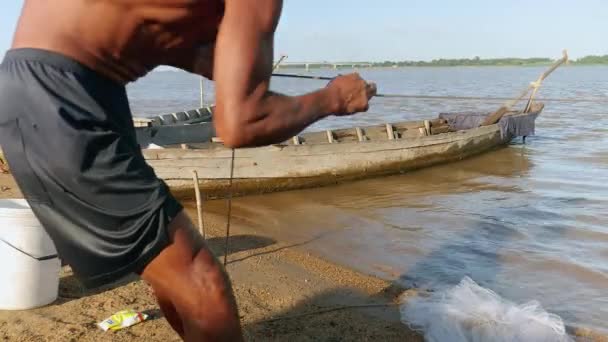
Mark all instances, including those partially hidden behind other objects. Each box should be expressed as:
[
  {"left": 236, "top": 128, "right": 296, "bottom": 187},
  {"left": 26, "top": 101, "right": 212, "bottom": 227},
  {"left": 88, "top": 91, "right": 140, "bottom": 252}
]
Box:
[{"left": 1, "top": 0, "right": 606, "bottom": 61}]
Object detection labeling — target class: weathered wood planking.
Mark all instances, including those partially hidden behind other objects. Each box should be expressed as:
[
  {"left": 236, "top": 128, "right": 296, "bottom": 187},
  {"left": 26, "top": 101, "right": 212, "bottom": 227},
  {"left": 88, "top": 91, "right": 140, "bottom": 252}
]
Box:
[
  {"left": 144, "top": 124, "right": 507, "bottom": 199},
  {"left": 139, "top": 104, "right": 543, "bottom": 199}
]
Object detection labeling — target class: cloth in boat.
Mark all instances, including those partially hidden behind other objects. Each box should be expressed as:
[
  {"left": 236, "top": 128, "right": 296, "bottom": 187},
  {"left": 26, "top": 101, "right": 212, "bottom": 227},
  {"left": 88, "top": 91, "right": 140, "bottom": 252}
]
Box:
[
  {"left": 438, "top": 110, "right": 539, "bottom": 139},
  {"left": 0, "top": 48, "right": 183, "bottom": 288}
]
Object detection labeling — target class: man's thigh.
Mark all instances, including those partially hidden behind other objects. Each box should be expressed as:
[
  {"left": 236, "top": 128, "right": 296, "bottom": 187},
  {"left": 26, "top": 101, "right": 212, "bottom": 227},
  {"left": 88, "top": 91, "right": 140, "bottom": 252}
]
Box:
[{"left": 139, "top": 210, "right": 235, "bottom": 309}]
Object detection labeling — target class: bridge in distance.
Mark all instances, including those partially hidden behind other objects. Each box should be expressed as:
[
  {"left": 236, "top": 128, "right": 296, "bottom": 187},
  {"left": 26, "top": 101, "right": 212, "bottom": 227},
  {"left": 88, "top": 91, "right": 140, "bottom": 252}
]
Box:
[{"left": 276, "top": 61, "right": 373, "bottom": 71}]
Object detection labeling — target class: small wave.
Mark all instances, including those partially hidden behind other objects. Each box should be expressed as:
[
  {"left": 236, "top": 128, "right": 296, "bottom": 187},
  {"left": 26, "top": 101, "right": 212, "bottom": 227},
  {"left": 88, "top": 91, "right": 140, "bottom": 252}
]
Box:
[{"left": 400, "top": 277, "right": 571, "bottom": 342}]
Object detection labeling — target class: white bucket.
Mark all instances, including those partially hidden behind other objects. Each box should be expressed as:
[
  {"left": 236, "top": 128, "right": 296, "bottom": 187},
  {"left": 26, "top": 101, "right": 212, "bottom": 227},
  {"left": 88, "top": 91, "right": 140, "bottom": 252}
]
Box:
[{"left": 0, "top": 199, "right": 60, "bottom": 310}]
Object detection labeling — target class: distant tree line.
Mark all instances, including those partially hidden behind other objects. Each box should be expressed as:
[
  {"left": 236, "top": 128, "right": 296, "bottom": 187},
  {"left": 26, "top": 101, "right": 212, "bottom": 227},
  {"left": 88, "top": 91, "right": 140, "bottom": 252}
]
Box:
[
  {"left": 573, "top": 55, "right": 608, "bottom": 65},
  {"left": 367, "top": 55, "right": 608, "bottom": 67}
]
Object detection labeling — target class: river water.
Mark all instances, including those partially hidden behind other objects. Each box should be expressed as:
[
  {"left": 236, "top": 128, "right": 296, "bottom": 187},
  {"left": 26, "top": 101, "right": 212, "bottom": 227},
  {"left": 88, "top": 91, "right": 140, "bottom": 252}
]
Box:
[{"left": 127, "top": 66, "right": 608, "bottom": 333}]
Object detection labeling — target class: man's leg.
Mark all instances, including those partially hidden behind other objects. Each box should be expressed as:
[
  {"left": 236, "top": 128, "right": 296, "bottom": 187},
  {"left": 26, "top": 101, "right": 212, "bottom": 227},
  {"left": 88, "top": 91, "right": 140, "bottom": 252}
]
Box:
[
  {"left": 139, "top": 211, "right": 243, "bottom": 341},
  {"left": 152, "top": 286, "right": 185, "bottom": 338}
]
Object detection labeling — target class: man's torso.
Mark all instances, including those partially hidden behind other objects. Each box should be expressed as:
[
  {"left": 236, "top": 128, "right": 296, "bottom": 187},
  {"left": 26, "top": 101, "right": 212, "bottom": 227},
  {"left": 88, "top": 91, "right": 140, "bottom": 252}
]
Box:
[{"left": 12, "top": 0, "right": 224, "bottom": 82}]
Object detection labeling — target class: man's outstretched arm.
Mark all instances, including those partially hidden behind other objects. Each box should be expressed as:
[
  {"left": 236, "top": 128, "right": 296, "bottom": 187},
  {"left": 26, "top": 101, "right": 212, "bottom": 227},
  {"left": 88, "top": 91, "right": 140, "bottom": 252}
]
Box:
[{"left": 212, "top": 0, "right": 376, "bottom": 148}]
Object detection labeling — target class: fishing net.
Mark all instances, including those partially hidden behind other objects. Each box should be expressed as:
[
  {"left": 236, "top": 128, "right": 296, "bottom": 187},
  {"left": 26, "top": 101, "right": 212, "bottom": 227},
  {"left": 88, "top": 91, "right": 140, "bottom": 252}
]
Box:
[
  {"left": 400, "top": 277, "right": 572, "bottom": 342},
  {"left": 439, "top": 111, "right": 539, "bottom": 139}
]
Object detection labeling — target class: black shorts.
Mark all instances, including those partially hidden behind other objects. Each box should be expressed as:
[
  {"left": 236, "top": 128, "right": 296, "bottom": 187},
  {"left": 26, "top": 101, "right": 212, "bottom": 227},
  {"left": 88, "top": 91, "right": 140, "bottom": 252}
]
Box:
[{"left": 0, "top": 48, "right": 183, "bottom": 288}]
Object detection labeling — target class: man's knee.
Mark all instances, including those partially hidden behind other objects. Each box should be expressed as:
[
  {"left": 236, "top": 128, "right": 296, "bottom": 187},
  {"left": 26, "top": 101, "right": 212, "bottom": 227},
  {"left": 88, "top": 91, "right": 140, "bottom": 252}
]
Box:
[
  {"left": 173, "top": 248, "right": 241, "bottom": 338},
  {"left": 176, "top": 247, "right": 237, "bottom": 316}
]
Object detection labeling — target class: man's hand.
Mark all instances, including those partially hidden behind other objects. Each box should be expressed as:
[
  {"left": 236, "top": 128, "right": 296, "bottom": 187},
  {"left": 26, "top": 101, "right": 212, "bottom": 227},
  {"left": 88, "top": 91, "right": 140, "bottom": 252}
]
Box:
[{"left": 326, "top": 73, "right": 377, "bottom": 115}]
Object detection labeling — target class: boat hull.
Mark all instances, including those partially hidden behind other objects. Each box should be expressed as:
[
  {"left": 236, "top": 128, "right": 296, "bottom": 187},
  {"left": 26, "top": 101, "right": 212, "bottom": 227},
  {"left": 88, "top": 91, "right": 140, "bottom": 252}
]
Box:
[{"left": 144, "top": 123, "right": 510, "bottom": 200}]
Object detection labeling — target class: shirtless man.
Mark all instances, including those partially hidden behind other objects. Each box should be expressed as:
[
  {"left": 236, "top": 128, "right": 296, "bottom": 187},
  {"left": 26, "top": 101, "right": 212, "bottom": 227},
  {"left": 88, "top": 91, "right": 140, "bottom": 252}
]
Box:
[{"left": 0, "top": 1, "right": 376, "bottom": 340}]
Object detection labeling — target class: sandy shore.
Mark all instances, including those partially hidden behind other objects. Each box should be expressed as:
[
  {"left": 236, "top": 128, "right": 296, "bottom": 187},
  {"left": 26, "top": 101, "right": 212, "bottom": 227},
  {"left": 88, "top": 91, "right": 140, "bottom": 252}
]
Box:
[
  {"left": 0, "top": 173, "right": 422, "bottom": 341},
  {"left": 2, "top": 172, "right": 607, "bottom": 342}
]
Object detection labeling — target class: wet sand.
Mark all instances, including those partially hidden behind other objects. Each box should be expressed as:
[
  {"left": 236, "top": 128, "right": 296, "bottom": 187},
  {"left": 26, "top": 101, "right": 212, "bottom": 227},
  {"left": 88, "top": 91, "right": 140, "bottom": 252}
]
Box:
[{"left": 0, "top": 173, "right": 422, "bottom": 341}]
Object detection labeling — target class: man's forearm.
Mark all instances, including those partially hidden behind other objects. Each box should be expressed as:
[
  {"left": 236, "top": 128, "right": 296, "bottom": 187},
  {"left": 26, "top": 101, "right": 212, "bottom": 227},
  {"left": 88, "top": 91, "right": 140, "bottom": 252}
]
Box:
[
  {"left": 211, "top": 0, "right": 373, "bottom": 148},
  {"left": 215, "top": 87, "right": 337, "bottom": 147}
]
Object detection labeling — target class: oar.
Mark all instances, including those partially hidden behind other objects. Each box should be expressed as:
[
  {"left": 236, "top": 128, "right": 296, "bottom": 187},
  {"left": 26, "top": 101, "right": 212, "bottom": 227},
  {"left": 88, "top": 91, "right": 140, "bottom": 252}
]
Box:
[
  {"left": 272, "top": 55, "right": 288, "bottom": 71},
  {"left": 480, "top": 50, "right": 569, "bottom": 126},
  {"left": 523, "top": 50, "right": 569, "bottom": 113}
]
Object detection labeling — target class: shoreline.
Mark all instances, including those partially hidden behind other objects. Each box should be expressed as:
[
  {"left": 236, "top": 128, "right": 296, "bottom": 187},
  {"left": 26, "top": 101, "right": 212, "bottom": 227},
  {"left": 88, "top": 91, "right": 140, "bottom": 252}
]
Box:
[
  {"left": 0, "top": 173, "right": 422, "bottom": 341},
  {"left": 1, "top": 173, "right": 607, "bottom": 341}
]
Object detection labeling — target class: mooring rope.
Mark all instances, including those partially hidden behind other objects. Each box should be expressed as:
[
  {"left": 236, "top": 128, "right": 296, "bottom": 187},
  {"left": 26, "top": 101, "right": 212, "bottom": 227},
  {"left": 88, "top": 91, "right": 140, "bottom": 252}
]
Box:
[
  {"left": 221, "top": 59, "right": 289, "bottom": 267},
  {"left": 271, "top": 72, "right": 608, "bottom": 104},
  {"left": 257, "top": 303, "right": 399, "bottom": 323},
  {"left": 374, "top": 94, "right": 608, "bottom": 103},
  {"left": 223, "top": 147, "right": 235, "bottom": 267}
]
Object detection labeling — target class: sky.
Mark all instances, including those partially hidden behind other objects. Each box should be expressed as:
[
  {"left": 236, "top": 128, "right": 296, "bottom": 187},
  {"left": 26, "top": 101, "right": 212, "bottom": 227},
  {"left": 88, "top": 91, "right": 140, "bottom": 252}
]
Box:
[{"left": 1, "top": 0, "right": 606, "bottom": 62}]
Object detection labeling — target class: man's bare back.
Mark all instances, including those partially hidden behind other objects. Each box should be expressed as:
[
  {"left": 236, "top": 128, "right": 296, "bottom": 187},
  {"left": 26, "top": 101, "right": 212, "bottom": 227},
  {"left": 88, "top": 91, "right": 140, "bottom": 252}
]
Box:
[
  {"left": 13, "top": 0, "right": 223, "bottom": 82},
  {"left": 4, "top": 1, "right": 376, "bottom": 340}
]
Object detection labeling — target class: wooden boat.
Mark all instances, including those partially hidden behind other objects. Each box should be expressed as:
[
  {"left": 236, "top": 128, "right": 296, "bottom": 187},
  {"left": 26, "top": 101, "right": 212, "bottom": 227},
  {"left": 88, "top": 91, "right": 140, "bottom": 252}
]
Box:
[
  {"left": 140, "top": 50, "right": 568, "bottom": 199},
  {"left": 134, "top": 107, "right": 213, "bottom": 127},
  {"left": 141, "top": 103, "right": 544, "bottom": 200},
  {"left": 134, "top": 106, "right": 215, "bottom": 147}
]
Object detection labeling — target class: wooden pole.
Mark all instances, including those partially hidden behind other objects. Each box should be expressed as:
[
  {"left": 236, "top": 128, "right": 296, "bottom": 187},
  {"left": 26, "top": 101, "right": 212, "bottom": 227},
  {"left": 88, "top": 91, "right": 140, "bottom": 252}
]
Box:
[
  {"left": 355, "top": 127, "right": 365, "bottom": 142},
  {"left": 424, "top": 120, "right": 431, "bottom": 136},
  {"left": 199, "top": 77, "right": 205, "bottom": 108},
  {"left": 386, "top": 124, "right": 395, "bottom": 140},
  {"left": 192, "top": 170, "right": 205, "bottom": 239},
  {"left": 524, "top": 50, "right": 569, "bottom": 113},
  {"left": 273, "top": 55, "right": 288, "bottom": 71},
  {"left": 326, "top": 130, "right": 334, "bottom": 143},
  {"left": 481, "top": 50, "right": 568, "bottom": 126}
]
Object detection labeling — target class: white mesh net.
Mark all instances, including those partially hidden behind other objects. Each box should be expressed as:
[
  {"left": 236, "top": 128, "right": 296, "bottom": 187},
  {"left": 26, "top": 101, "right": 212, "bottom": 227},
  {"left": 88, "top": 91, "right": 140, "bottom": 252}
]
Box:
[{"left": 400, "top": 277, "right": 571, "bottom": 342}]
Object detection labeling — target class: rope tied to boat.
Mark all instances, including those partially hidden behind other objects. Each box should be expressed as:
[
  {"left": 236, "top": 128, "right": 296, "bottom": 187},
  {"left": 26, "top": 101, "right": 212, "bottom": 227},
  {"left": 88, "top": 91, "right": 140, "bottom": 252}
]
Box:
[
  {"left": 224, "top": 147, "right": 235, "bottom": 267},
  {"left": 221, "top": 56, "right": 290, "bottom": 266},
  {"left": 271, "top": 51, "right": 608, "bottom": 104}
]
